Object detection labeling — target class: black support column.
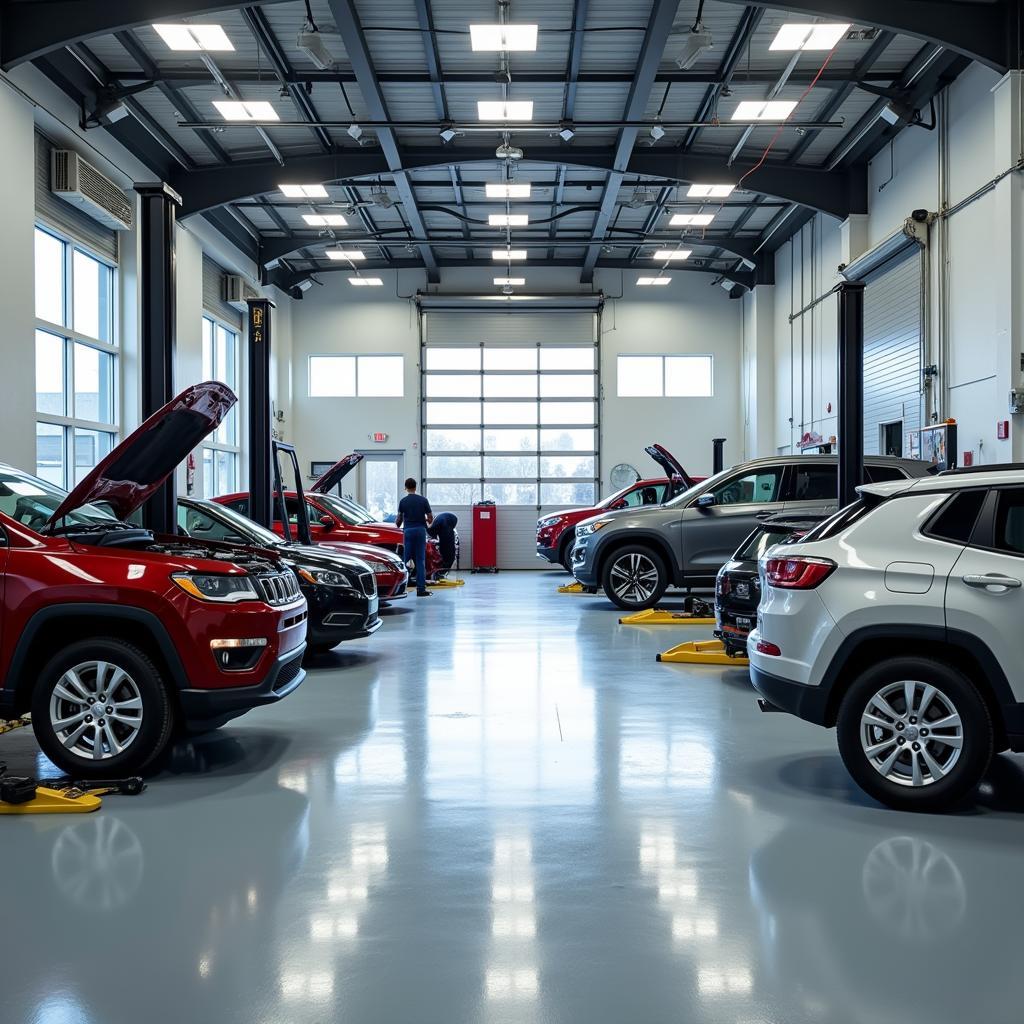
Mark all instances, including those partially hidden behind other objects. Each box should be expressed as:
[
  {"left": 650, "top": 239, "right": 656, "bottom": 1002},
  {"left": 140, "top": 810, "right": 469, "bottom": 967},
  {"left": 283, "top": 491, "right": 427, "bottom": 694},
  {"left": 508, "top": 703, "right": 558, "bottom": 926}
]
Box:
[
  {"left": 135, "top": 182, "right": 181, "bottom": 534},
  {"left": 712, "top": 438, "right": 726, "bottom": 475},
  {"left": 837, "top": 281, "right": 866, "bottom": 508},
  {"left": 247, "top": 297, "right": 275, "bottom": 528}
]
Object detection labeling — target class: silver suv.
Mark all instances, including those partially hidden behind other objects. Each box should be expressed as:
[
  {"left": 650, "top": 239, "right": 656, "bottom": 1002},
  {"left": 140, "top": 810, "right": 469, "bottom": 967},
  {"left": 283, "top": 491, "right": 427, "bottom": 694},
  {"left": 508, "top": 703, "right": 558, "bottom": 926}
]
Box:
[
  {"left": 750, "top": 465, "right": 1024, "bottom": 811},
  {"left": 570, "top": 455, "right": 931, "bottom": 610}
]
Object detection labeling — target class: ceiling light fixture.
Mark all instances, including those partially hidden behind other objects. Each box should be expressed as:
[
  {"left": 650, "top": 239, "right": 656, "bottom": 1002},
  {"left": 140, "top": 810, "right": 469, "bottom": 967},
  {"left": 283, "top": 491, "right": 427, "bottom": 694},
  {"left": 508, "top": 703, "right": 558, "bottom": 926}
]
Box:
[
  {"left": 349, "top": 277, "right": 383, "bottom": 286},
  {"left": 213, "top": 100, "right": 279, "bottom": 121},
  {"left": 488, "top": 214, "right": 529, "bottom": 226},
  {"left": 326, "top": 249, "right": 365, "bottom": 261},
  {"left": 649, "top": 123, "right": 666, "bottom": 141},
  {"left": 558, "top": 124, "right": 575, "bottom": 142},
  {"left": 470, "top": 24, "right": 539, "bottom": 51},
  {"left": 492, "top": 249, "right": 527, "bottom": 261},
  {"left": 676, "top": 25, "right": 713, "bottom": 69},
  {"left": 347, "top": 123, "right": 362, "bottom": 140},
  {"left": 279, "top": 184, "right": 328, "bottom": 198},
  {"left": 688, "top": 184, "right": 735, "bottom": 198},
  {"left": 303, "top": 213, "right": 348, "bottom": 226},
  {"left": 153, "top": 23, "right": 233, "bottom": 51},
  {"left": 731, "top": 100, "right": 798, "bottom": 121},
  {"left": 770, "top": 23, "right": 851, "bottom": 51},
  {"left": 439, "top": 126, "right": 458, "bottom": 143},
  {"left": 494, "top": 277, "right": 525, "bottom": 286},
  {"left": 477, "top": 100, "right": 534, "bottom": 121},
  {"left": 486, "top": 183, "right": 531, "bottom": 198},
  {"left": 638, "top": 277, "right": 672, "bottom": 285},
  {"left": 653, "top": 250, "right": 692, "bottom": 260},
  {"left": 669, "top": 213, "right": 715, "bottom": 226},
  {"left": 296, "top": 29, "right": 337, "bottom": 69}
]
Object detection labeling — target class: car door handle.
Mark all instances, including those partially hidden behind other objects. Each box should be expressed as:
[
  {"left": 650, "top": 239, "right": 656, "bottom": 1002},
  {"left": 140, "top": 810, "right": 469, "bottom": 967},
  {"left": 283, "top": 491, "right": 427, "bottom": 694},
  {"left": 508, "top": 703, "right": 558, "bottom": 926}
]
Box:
[
  {"left": 963, "top": 573, "right": 1023, "bottom": 590},
  {"left": 755, "top": 511, "right": 774, "bottom": 519}
]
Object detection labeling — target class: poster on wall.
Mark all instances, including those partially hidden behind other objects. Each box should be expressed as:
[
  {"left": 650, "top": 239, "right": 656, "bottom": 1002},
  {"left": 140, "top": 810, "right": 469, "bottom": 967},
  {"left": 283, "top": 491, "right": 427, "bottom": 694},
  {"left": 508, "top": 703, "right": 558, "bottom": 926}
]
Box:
[{"left": 908, "top": 421, "right": 958, "bottom": 471}]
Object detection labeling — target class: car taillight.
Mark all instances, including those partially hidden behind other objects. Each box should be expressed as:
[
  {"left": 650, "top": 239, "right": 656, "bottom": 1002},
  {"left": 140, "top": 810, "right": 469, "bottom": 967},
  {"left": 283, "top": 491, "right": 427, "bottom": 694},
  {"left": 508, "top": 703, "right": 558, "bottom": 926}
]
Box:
[
  {"left": 765, "top": 556, "right": 836, "bottom": 589},
  {"left": 756, "top": 639, "right": 782, "bottom": 656}
]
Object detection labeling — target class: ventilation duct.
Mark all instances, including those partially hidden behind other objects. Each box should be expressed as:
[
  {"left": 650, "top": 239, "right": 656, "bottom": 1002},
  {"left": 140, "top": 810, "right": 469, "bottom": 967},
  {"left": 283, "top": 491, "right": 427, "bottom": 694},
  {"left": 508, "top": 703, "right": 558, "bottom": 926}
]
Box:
[{"left": 51, "top": 150, "right": 133, "bottom": 231}]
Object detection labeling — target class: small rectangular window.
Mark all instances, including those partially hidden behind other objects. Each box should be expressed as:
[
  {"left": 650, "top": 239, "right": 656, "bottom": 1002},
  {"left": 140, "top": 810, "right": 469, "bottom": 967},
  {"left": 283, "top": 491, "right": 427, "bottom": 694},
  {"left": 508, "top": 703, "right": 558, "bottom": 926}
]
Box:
[
  {"left": 617, "top": 354, "right": 713, "bottom": 397},
  {"left": 665, "top": 355, "right": 713, "bottom": 397},
  {"left": 926, "top": 490, "right": 986, "bottom": 545},
  {"left": 617, "top": 355, "right": 663, "bottom": 397},
  {"left": 425, "top": 348, "right": 481, "bottom": 371},
  {"left": 309, "top": 355, "right": 355, "bottom": 397},
  {"left": 992, "top": 490, "right": 1024, "bottom": 555},
  {"left": 357, "top": 355, "right": 404, "bottom": 397}
]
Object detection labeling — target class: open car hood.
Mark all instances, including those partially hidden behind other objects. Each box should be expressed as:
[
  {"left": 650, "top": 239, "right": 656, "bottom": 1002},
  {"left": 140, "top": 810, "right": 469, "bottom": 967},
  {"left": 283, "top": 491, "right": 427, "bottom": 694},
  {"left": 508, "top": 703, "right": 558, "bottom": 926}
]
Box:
[
  {"left": 311, "top": 454, "right": 363, "bottom": 493},
  {"left": 48, "top": 382, "right": 237, "bottom": 526},
  {"left": 644, "top": 443, "right": 695, "bottom": 492}
]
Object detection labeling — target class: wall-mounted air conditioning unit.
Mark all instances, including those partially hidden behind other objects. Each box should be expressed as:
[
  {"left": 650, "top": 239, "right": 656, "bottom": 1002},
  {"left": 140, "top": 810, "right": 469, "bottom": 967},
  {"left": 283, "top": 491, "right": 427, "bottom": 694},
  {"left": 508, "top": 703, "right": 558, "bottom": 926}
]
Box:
[
  {"left": 51, "top": 150, "right": 133, "bottom": 231},
  {"left": 224, "top": 274, "right": 261, "bottom": 311}
]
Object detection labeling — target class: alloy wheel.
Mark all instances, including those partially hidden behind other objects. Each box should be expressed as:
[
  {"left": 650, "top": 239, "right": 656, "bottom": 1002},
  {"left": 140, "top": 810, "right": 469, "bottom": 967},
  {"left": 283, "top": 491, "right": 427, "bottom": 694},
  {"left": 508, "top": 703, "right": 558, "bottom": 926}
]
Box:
[
  {"left": 48, "top": 660, "right": 145, "bottom": 761},
  {"left": 860, "top": 680, "right": 964, "bottom": 788},
  {"left": 608, "top": 552, "right": 660, "bottom": 604}
]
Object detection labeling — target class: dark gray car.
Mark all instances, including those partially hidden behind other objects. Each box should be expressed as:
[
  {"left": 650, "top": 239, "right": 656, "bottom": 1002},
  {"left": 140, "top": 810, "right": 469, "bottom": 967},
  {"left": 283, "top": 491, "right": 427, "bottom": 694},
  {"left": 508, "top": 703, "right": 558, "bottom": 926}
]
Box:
[{"left": 570, "top": 455, "right": 932, "bottom": 610}]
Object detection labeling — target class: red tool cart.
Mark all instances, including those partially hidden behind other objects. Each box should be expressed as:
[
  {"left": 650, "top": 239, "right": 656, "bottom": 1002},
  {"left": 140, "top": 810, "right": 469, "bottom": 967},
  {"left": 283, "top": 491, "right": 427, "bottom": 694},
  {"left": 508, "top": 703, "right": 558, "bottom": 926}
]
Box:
[{"left": 471, "top": 502, "right": 498, "bottom": 573}]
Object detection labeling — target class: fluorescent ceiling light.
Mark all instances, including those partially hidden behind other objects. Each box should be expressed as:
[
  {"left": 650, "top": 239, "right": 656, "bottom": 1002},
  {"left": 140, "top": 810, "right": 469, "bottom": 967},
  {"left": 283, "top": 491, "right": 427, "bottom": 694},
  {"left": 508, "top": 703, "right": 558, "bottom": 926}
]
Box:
[
  {"left": 494, "top": 277, "right": 525, "bottom": 286},
  {"left": 669, "top": 213, "right": 715, "bottom": 226},
  {"left": 486, "top": 183, "right": 531, "bottom": 198},
  {"left": 303, "top": 213, "right": 348, "bottom": 226},
  {"left": 296, "top": 29, "right": 336, "bottom": 70},
  {"left": 470, "top": 24, "right": 538, "bottom": 51},
  {"left": 326, "top": 249, "right": 365, "bottom": 261},
  {"left": 213, "top": 100, "right": 278, "bottom": 121},
  {"left": 279, "top": 184, "right": 328, "bottom": 199},
  {"left": 638, "top": 277, "right": 671, "bottom": 285},
  {"left": 731, "top": 100, "right": 798, "bottom": 121},
  {"left": 153, "top": 23, "right": 233, "bottom": 51},
  {"left": 477, "top": 101, "right": 534, "bottom": 121},
  {"left": 492, "top": 250, "right": 527, "bottom": 261},
  {"left": 770, "top": 23, "right": 851, "bottom": 51},
  {"left": 688, "top": 184, "right": 735, "bottom": 198},
  {"left": 653, "top": 250, "right": 692, "bottom": 260},
  {"left": 349, "top": 277, "right": 383, "bottom": 286},
  {"left": 488, "top": 214, "right": 529, "bottom": 226}
]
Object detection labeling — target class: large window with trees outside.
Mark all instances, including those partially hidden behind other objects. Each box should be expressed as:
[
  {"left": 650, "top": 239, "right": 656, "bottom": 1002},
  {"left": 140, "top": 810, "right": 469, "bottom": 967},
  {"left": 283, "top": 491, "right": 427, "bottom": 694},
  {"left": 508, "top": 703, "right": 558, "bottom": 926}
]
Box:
[
  {"left": 201, "top": 314, "right": 240, "bottom": 496},
  {"left": 34, "top": 225, "right": 118, "bottom": 486},
  {"left": 422, "top": 341, "right": 599, "bottom": 507}
]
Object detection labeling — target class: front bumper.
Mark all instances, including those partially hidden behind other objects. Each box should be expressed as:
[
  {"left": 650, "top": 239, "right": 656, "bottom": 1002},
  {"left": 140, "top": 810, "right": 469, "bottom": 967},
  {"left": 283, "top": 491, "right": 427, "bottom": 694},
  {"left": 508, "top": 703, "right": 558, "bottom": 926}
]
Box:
[
  {"left": 748, "top": 662, "right": 831, "bottom": 726},
  {"left": 570, "top": 539, "right": 600, "bottom": 585},
  {"left": 536, "top": 543, "right": 559, "bottom": 564}
]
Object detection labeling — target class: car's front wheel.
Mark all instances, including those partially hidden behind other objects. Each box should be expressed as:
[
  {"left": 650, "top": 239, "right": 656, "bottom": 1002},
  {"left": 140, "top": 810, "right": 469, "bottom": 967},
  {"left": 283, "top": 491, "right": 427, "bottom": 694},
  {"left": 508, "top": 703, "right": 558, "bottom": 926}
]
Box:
[
  {"left": 836, "top": 657, "right": 993, "bottom": 812},
  {"left": 601, "top": 545, "right": 668, "bottom": 610},
  {"left": 31, "top": 638, "right": 176, "bottom": 778},
  {"left": 558, "top": 536, "right": 575, "bottom": 574}
]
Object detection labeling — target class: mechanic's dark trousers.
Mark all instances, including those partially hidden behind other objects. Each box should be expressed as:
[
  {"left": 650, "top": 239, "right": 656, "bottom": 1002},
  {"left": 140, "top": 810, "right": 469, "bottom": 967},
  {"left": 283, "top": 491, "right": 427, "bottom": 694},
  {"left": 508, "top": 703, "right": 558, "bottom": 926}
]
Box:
[
  {"left": 404, "top": 525, "right": 428, "bottom": 593},
  {"left": 436, "top": 528, "right": 456, "bottom": 569}
]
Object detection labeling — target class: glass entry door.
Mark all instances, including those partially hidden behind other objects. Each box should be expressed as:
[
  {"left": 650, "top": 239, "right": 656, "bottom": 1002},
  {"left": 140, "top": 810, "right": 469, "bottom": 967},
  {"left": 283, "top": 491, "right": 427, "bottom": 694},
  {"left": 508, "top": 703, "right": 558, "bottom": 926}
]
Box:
[{"left": 357, "top": 452, "right": 404, "bottom": 522}]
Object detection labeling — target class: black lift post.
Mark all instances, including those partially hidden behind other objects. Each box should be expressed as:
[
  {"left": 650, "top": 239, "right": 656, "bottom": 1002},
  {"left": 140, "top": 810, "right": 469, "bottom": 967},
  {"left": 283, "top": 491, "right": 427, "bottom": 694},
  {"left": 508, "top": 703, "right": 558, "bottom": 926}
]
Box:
[
  {"left": 837, "top": 281, "right": 866, "bottom": 508},
  {"left": 247, "top": 297, "right": 275, "bottom": 528}
]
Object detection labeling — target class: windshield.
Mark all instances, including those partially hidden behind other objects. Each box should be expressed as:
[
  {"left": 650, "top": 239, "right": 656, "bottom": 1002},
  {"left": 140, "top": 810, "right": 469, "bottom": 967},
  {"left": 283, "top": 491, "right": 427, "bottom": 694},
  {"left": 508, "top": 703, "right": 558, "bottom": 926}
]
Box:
[
  {"left": 315, "top": 493, "right": 376, "bottom": 525},
  {"left": 0, "top": 467, "right": 122, "bottom": 533},
  {"left": 188, "top": 501, "right": 281, "bottom": 547}
]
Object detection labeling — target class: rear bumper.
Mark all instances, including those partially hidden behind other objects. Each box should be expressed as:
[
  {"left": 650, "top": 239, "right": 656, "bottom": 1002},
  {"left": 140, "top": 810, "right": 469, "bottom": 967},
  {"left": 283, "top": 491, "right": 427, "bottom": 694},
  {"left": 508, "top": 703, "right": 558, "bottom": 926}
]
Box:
[{"left": 748, "top": 663, "right": 831, "bottom": 727}]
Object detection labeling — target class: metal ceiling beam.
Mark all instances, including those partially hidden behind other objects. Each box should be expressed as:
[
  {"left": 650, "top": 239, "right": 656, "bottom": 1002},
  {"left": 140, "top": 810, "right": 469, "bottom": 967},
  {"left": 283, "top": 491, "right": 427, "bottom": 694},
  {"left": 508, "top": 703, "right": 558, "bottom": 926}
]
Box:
[
  {"left": 581, "top": 0, "right": 681, "bottom": 283},
  {"left": 413, "top": 0, "right": 448, "bottom": 121},
  {"left": 562, "top": 0, "right": 591, "bottom": 120},
  {"left": 328, "top": 0, "right": 439, "bottom": 282}
]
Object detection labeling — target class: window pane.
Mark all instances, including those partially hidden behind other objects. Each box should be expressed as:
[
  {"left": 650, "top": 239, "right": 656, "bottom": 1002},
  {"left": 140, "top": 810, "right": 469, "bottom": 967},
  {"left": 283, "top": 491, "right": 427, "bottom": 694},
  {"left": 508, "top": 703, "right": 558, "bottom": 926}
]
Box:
[
  {"left": 202, "top": 318, "right": 214, "bottom": 378},
  {"left": 427, "top": 482, "right": 481, "bottom": 504},
  {"left": 35, "top": 228, "right": 65, "bottom": 326},
  {"left": 540, "top": 347, "right": 594, "bottom": 371},
  {"left": 215, "top": 325, "right": 235, "bottom": 384},
  {"left": 36, "top": 422, "right": 64, "bottom": 484},
  {"left": 540, "top": 402, "right": 595, "bottom": 426},
  {"left": 483, "top": 374, "right": 537, "bottom": 399},
  {"left": 994, "top": 490, "right": 1024, "bottom": 554},
  {"left": 358, "top": 355, "right": 404, "bottom": 397},
  {"left": 214, "top": 450, "right": 236, "bottom": 497},
  {"left": 484, "top": 348, "right": 537, "bottom": 371},
  {"left": 74, "top": 343, "right": 114, "bottom": 424},
  {"left": 541, "top": 482, "right": 596, "bottom": 505},
  {"left": 425, "top": 429, "right": 481, "bottom": 451},
  {"left": 425, "top": 402, "right": 481, "bottom": 425},
  {"left": 73, "top": 428, "right": 115, "bottom": 484},
  {"left": 309, "top": 356, "right": 355, "bottom": 397},
  {"left": 484, "top": 402, "right": 538, "bottom": 425},
  {"left": 483, "top": 482, "right": 537, "bottom": 505},
  {"left": 540, "top": 429, "right": 595, "bottom": 452},
  {"left": 36, "top": 331, "right": 66, "bottom": 415},
  {"left": 426, "top": 348, "right": 480, "bottom": 371},
  {"left": 928, "top": 490, "right": 986, "bottom": 544},
  {"left": 73, "top": 250, "right": 113, "bottom": 342},
  {"left": 665, "top": 355, "right": 712, "bottom": 397},
  {"left": 484, "top": 455, "right": 537, "bottom": 477},
  {"left": 539, "top": 374, "right": 595, "bottom": 398},
  {"left": 791, "top": 466, "right": 837, "bottom": 502},
  {"left": 617, "top": 355, "right": 663, "bottom": 397},
  {"left": 202, "top": 448, "right": 214, "bottom": 497},
  {"left": 483, "top": 429, "right": 537, "bottom": 452},
  {"left": 426, "top": 455, "right": 480, "bottom": 479},
  {"left": 541, "top": 455, "right": 595, "bottom": 478},
  {"left": 709, "top": 469, "right": 783, "bottom": 505},
  {"left": 426, "top": 375, "right": 481, "bottom": 398}
]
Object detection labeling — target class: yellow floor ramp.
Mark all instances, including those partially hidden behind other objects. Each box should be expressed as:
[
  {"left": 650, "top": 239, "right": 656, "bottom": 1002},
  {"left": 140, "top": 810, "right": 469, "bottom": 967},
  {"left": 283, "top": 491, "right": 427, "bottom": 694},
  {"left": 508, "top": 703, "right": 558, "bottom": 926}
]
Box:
[
  {"left": 557, "top": 582, "right": 597, "bottom": 594},
  {"left": 427, "top": 576, "right": 465, "bottom": 588},
  {"left": 657, "top": 638, "right": 750, "bottom": 666},
  {"left": 619, "top": 609, "right": 716, "bottom": 626},
  {"left": 0, "top": 787, "right": 102, "bottom": 815}
]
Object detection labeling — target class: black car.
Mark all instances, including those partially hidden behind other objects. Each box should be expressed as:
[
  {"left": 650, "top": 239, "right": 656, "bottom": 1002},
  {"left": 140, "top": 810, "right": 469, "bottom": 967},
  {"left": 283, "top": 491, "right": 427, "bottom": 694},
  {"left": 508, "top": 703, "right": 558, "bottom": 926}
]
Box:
[
  {"left": 178, "top": 498, "right": 381, "bottom": 655},
  {"left": 715, "top": 514, "right": 826, "bottom": 657}
]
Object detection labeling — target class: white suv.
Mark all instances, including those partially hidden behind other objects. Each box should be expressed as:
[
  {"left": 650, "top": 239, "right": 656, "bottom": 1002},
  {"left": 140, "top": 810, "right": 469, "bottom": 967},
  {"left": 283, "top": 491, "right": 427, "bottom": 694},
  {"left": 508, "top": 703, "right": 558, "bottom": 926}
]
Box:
[{"left": 749, "top": 466, "right": 1024, "bottom": 811}]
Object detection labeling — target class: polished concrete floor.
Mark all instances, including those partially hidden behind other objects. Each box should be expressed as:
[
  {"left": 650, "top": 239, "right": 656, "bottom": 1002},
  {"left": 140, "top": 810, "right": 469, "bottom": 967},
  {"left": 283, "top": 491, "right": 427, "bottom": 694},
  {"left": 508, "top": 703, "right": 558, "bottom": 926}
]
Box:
[{"left": 5, "top": 572, "right": 1024, "bottom": 1024}]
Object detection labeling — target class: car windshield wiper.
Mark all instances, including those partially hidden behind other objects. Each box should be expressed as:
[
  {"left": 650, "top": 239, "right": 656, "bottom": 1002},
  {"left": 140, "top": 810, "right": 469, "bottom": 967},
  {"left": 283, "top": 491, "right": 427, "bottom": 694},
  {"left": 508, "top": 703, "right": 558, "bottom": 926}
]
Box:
[{"left": 48, "top": 518, "right": 132, "bottom": 537}]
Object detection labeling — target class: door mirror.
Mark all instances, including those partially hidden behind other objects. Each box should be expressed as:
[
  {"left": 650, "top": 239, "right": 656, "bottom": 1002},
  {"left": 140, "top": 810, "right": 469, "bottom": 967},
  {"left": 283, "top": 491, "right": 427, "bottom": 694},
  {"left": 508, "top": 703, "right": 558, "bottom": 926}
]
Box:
[
  {"left": 318, "top": 515, "right": 333, "bottom": 528},
  {"left": 695, "top": 493, "right": 716, "bottom": 509},
  {"left": 610, "top": 498, "right": 627, "bottom": 510}
]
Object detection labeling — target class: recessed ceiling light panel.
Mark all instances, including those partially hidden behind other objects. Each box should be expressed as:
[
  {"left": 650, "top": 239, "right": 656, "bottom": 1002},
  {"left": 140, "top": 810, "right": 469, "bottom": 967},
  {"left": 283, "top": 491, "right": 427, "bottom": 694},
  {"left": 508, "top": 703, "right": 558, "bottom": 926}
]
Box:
[
  {"left": 653, "top": 250, "right": 692, "bottom": 260},
  {"left": 303, "top": 213, "right": 348, "bottom": 226},
  {"left": 492, "top": 250, "right": 527, "bottom": 261},
  {"left": 731, "top": 100, "right": 798, "bottom": 121},
  {"left": 688, "top": 184, "right": 735, "bottom": 198},
  {"left": 279, "top": 184, "right": 328, "bottom": 198},
  {"left": 477, "top": 101, "right": 534, "bottom": 121},
  {"left": 349, "top": 277, "right": 384, "bottom": 286},
  {"left": 213, "top": 100, "right": 279, "bottom": 121},
  {"left": 669, "top": 213, "right": 715, "bottom": 226},
  {"left": 486, "top": 183, "right": 531, "bottom": 198},
  {"left": 470, "top": 24, "right": 539, "bottom": 51},
  {"left": 326, "top": 249, "right": 365, "bottom": 261},
  {"left": 637, "top": 277, "right": 672, "bottom": 285},
  {"left": 770, "top": 23, "right": 851, "bottom": 51},
  {"left": 494, "top": 277, "right": 526, "bottom": 286},
  {"left": 488, "top": 214, "right": 529, "bottom": 226},
  {"left": 153, "top": 23, "right": 234, "bottom": 51}
]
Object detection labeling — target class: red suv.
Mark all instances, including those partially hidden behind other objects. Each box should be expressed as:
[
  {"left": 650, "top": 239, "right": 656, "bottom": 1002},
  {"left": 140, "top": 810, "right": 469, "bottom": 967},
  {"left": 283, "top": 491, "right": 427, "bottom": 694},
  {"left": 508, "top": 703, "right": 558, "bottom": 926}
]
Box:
[
  {"left": 0, "top": 383, "right": 308, "bottom": 777},
  {"left": 537, "top": 445, "right": 698, "bottom": 571}
]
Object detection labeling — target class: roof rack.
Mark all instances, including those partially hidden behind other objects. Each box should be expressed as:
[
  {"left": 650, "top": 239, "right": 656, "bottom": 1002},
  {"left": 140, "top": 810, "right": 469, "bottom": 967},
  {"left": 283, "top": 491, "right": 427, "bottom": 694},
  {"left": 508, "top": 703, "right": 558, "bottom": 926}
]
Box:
[{"left": 938, "top": 463, "right": 1024, "bottom": 476}]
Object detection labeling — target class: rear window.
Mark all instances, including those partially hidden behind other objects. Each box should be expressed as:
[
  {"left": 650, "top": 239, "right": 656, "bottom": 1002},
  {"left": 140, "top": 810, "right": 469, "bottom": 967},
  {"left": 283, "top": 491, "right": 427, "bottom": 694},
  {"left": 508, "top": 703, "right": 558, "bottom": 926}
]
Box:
[
  {"left": 865, "top": 465, "right": 906, "bottom": 484},
  {"left": 925, "top": 490, "right": 986, "bottom": 545},
  {"left": 802, "top": 498, "right": 877, "bottom": 542},
  {"left": 735, "top": 527, "right": 807, "bottom": 560}
]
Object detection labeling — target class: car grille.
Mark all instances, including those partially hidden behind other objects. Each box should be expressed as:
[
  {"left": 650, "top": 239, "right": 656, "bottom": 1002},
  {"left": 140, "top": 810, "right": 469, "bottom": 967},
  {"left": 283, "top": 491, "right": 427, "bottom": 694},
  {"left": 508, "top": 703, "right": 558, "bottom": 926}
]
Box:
[
  {"left": 255, "top": 571, "right": 302, "bottom": 607},
  {"left": 358, "top": 571, "right": 377, "bottom": 598},
  {"left": 273, "top": 651, "right": 304, "bottom": 693}
]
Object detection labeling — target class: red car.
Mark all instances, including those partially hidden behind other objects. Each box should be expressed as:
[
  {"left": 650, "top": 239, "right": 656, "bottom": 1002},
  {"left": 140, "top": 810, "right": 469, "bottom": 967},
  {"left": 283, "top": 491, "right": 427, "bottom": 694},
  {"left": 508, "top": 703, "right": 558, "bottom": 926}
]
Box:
[
  {"left": 536, "top": 444, "right": 698, "bottom": 571},
  {"left": 217, "top": 455, "right": 445, "bottom": 582},
  {"left": 0, "top": 382, "right": 308, "bottom": 777}
]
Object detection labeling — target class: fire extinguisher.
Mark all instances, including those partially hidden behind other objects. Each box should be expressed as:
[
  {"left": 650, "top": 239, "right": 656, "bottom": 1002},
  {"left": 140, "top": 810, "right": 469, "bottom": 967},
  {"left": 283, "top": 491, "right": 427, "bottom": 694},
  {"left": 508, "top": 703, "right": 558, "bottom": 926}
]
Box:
[{"left": 186, "top": 453, "right": 196, "bottom": 496}]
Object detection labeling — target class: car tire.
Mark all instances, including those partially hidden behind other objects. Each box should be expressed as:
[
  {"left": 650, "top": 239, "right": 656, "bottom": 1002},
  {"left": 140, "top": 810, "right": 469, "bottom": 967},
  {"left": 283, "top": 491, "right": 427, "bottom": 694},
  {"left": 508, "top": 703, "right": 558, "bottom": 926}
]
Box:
[
  {"left": 31, "top": 638, "right": 176, "bottom": 778},
  {"left": 836, "top": 657, "right": 993, "bottom": 812},
  {"left": 601, "top": 545, "right": 669, "bottom": 610},
  {"left": 558, "top": 537, "right": 575, "bottom": 574}
]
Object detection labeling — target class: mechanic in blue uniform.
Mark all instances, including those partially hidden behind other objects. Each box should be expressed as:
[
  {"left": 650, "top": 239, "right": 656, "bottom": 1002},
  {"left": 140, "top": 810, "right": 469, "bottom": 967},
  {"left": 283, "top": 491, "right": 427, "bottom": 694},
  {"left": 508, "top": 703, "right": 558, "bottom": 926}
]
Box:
[
  {"left": 395, "top": 477, "right": 433, "bottom": 597},
  {"left": 428, "top": 511, "right": 459, "bottom": 572}
]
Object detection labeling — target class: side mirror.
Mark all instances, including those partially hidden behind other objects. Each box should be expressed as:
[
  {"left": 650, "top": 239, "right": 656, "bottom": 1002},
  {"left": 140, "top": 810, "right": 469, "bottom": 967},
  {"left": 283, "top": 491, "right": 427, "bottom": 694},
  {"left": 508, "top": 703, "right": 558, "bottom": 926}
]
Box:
[
  {"left": 610, "top": 498, "right": 627, "bottom": 510},
  {"left": 318, "top": 515, "right": 333, "bottom": 528},
  {"left": 695, "top": 493, "right": 716, "bottom": 509}
]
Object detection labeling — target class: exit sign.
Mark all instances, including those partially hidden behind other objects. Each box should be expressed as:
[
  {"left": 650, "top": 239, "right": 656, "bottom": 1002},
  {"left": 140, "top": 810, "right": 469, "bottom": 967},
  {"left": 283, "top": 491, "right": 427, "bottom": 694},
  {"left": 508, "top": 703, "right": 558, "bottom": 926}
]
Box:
[{"left": 372, "top": 432, "right": 388, "bottom": 443}]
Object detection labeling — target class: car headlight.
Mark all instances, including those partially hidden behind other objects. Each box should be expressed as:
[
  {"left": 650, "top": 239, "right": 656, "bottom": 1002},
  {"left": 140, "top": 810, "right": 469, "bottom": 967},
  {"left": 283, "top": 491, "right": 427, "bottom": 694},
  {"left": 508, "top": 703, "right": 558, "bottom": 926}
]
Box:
[
  {"left": 576, "top": 519, "right": 612, "bottom": 539},
  {"left": 539, "top": 515, "right": 564, "bottom": 528},
  {"left": 172, "top": 573, "right": 260, "bottom": 603},
  {"left": 364, "top": 560, "right": 395, "bottom": 573},
  {"left": 297, "top": 567, "right": 356, "bottom": 588}
]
